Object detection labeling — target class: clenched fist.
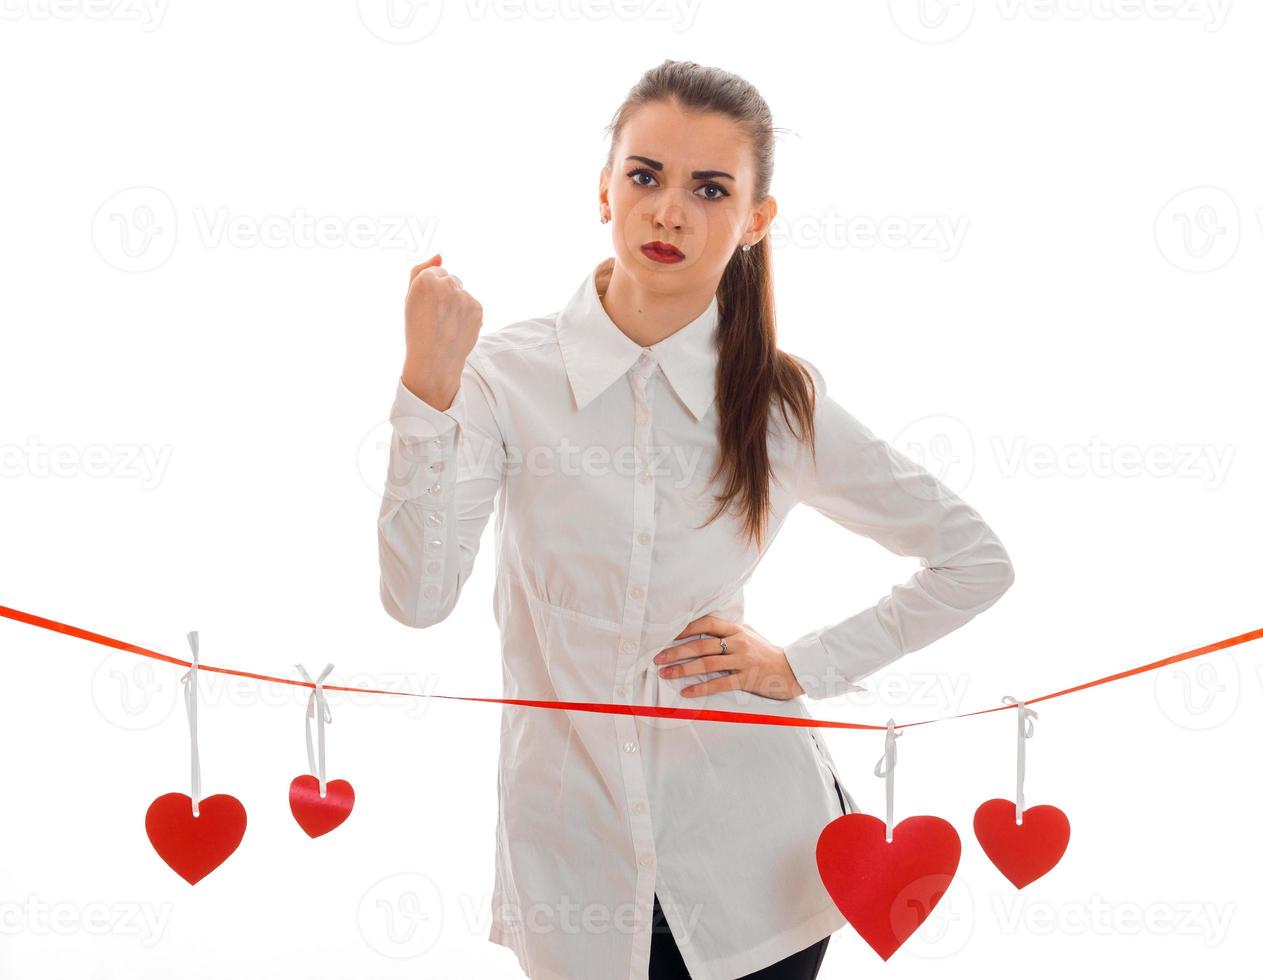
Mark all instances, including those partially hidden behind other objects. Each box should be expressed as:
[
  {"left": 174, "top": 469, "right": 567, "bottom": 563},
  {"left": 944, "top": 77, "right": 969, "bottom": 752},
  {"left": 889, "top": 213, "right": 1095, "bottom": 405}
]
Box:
[{"left": 401, "top": 254, "right": 483, "bottom": 411}]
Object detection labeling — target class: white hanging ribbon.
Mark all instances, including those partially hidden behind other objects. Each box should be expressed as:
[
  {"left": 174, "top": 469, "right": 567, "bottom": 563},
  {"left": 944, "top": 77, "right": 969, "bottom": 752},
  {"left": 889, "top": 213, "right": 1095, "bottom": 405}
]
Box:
[
  {"left": 181, "top": 631, "right": 202, "bottom": 817},
  {"left": 1001, "top": 695, "right": 1038, "bottom": 824},
  {"left": 872, "top": 718, "right": 902, "bottom": 843},
  {"left": 296, "top": 662, "right": 335, "bottom": 798}
]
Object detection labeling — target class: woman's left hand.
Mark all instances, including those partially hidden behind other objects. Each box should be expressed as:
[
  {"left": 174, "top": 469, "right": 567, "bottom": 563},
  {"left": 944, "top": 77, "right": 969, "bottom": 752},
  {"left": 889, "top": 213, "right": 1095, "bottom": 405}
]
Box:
[{"left": 654, "top": 615, "right": 805, "bottom": 700}]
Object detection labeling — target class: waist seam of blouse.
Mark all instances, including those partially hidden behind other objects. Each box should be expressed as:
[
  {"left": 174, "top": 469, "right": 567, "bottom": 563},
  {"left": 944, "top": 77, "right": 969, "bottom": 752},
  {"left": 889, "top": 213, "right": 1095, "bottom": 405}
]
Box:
[
  {"left": 502, "top": 566, "right": 624, "bottom": 632},
  {"left": 502, "top": 565, "right": 744, "bottom": 634}
]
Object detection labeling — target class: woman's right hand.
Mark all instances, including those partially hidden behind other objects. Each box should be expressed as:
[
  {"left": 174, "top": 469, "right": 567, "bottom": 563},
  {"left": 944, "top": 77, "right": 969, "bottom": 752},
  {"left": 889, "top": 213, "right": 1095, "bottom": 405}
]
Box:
[{"left": 402, "top": 254, "right": 483, "bottom": 411}]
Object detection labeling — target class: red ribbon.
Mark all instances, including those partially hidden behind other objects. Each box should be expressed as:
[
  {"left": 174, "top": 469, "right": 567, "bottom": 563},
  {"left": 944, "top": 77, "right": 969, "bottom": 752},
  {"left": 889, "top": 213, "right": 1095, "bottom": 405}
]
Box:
[{"left": 2, "top": 602, "right": 1260, "bottom": 732}]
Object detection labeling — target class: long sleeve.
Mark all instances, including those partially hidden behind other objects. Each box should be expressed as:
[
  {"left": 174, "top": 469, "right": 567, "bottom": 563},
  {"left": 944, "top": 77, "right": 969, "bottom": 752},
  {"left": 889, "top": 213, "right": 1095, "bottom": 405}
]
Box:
[
  {"left": 781, "top": 359, "right": 1016, "bottom": 700},
  {"left": 377, "top": 351, "right": 506, "bottom": 628}
]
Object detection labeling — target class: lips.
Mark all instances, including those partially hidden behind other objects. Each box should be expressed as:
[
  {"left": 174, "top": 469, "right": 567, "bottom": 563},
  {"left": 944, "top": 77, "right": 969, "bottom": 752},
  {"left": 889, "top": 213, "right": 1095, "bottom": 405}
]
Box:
[{"left": 641, "top": 241, "right": 684, "bottom": 264}]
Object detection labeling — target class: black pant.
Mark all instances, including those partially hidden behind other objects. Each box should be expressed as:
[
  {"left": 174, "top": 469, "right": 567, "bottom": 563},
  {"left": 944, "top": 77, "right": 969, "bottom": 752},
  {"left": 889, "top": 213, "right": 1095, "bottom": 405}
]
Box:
[{"left": 647, "top": 777, "right": 847, "bottom": 979}]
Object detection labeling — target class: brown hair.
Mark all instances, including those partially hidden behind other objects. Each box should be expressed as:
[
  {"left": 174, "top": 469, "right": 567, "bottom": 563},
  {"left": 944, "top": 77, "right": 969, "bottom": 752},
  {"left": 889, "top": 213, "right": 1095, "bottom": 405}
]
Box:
[{"left": 602, "top": 59, "right": 819, "bottom": 551}]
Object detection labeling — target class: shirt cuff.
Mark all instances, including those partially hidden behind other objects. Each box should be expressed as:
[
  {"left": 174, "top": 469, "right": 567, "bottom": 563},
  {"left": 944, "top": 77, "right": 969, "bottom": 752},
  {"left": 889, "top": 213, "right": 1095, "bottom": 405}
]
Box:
[
  {"left": 783, "top": 625, "right": 873, "bottom": 701},
  {"left": 391, "top": 376, "right": 465, "bottom": 436},
  {"left": 383, "top": 377, "right": 463, "bottom": 502}
]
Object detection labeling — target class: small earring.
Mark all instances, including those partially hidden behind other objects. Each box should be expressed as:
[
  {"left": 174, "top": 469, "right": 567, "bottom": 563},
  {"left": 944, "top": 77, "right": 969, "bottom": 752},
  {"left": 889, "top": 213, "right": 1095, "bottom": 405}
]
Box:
[{"left": 741, "top": 243, "right": 752, "bottom": 252}]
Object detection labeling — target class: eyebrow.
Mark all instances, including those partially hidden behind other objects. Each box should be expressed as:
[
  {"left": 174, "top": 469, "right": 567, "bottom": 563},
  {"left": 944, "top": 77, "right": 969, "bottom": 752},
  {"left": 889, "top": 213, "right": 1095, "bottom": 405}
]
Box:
[{"left": 626, "top": 155, "right": 734, "bottom": 182}]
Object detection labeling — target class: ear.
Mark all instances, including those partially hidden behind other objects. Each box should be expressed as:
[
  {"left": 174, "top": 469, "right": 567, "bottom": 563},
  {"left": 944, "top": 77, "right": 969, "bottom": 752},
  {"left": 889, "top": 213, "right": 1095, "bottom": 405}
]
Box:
[
  {"left": 598, "top": 167, "right": 610, "bottom": 210},
  {"left": 747, "top": 194, "right": 778, "bottom": 241}
]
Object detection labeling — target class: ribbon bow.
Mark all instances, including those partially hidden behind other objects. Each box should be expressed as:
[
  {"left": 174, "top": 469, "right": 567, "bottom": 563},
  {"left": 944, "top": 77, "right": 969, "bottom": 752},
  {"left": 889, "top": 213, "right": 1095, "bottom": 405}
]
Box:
[
  {"left": 296, "top": 663, "right": 335, "bottom": 798},
  {"left": 1001, "top": 695, "right": 1038, "bottom": 822},
  {"left": 872, "top": 718, "right": 903, "bottom": 842},
  {"left": 180, "top": 631, "right": 202, "bottom": 817}
]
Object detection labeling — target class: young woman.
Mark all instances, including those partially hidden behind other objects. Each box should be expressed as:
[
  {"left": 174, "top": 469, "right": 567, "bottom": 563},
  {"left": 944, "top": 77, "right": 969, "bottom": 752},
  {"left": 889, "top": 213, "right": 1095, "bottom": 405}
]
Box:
[{"left": 378, "top": 59, "right": 1014, "bottom": 980}]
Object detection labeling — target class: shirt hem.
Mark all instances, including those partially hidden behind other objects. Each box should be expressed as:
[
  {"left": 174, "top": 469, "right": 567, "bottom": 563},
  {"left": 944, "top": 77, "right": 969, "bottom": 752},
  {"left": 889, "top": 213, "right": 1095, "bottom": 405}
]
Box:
[
  {"left": 490, "top": 903, "right": 847, "bottom": 980},
  {"left": 491, "top": 921, "right": 587, "bottom": 980},
  {"left": 489, "top": 921, "right": 535, "bottom": 979},
  {"left": 682, "top": 902, "right": 848, "bottom": 980}
]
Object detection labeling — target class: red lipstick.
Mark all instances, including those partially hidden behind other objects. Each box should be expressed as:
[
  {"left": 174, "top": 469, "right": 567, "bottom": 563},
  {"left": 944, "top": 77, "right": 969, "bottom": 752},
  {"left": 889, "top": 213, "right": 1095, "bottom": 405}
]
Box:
[{"left": 641, "top": 241, "right": 685, "bottom": 264}]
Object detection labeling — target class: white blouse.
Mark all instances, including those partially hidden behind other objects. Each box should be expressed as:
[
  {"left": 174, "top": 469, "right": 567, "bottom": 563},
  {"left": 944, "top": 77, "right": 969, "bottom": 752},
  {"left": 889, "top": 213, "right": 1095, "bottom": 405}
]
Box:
[{"left": 377, "top": 256, "right": 1015, "bottom": 980}]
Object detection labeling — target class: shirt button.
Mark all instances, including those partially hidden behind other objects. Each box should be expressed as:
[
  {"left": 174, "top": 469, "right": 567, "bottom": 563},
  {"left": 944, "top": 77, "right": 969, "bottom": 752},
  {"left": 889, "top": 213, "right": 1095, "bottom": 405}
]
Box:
[
  {"left": 623, "top": 741, "right": 638, "bottom": 753},
  {"left": 639, "top": 854, "right": 654, "bottom": 868},
  {"left": 424, "top": 481, "right": 443, "bottom": 495},
  {"left": 637, "top": 531, "right": 650, "bottom": 545},
  {"left": 429, "top": 460, "right": 445, "bottom": 473},
  {"left": 629, "top": 586, "right": 644, "bottom": 600},
  {"left": 631, "top": 801, "right": 647, "bottom": 815},
  {"left": 636, "top": 409, "right": 649, "bottom": 423},
  {"left": 425, "top": 538, "right": 443, "bottom": 552},
  {"left": 639, "top": 471, "right": 651, "bottom": 484},
  {"left": 615, "top": 685, "right": 628, "bottom": 698},
  {"left": 423, "top": 584, "right": 438, "bottom": 599},
  {"left": 425, "top": 560, "right": 441, "bottom": 574},
  {"left": 425, "top": 512, "right": 444, "bottom": 527},
  {"left": 622, "top": 641, "right": 636, "bottom": 654},
  {"left": 431, "top": 437, "right": 444, "bottom": 450}
]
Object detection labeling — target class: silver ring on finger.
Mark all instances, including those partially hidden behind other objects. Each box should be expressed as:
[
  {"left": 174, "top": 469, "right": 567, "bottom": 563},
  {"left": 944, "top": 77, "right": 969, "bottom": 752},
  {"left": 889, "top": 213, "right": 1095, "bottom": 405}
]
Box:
[{"left": 719, "top": 637, "right": 728, "bottom": 655}]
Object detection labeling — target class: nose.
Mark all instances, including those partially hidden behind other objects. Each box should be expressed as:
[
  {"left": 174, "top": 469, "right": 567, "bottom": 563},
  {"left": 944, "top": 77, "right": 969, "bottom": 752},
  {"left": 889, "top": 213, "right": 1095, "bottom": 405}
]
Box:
[{"left": 643, "top": 189, "right": 691, "bottom": 236}]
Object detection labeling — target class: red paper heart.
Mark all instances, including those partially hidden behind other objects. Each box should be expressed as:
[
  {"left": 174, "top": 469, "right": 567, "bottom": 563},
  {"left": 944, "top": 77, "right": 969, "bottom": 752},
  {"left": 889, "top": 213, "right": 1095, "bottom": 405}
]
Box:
[
  {"left": 816, "top": 813, "right": 961, "bottom": 961},
  {"left": 973, "top": 798, "right": 1070, "bottom": 889},
  {"left": 289, "top": 774, "right": 355, "bottom": 838},
  {"left": 145, "top": 792, "right": 247, "bottom": 885}
]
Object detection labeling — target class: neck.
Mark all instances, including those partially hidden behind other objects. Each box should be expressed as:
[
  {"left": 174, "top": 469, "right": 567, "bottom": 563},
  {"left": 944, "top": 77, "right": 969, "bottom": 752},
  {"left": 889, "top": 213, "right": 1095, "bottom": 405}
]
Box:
[{"left": 597, "top": 257, "right": 715, "bottom": 348}]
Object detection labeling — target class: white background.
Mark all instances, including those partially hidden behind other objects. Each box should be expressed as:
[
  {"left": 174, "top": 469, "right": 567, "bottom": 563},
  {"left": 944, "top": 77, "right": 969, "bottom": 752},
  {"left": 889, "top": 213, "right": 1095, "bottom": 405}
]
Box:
[{"left": 1, "top": 1, "right": 1260, "bottom": 977}]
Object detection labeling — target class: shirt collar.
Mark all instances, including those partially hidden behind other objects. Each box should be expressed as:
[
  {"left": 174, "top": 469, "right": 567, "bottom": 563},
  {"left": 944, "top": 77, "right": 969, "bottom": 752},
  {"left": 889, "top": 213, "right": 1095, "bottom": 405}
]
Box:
[{"left": 556, "top": 257, "right": 721, "bottom": 422}]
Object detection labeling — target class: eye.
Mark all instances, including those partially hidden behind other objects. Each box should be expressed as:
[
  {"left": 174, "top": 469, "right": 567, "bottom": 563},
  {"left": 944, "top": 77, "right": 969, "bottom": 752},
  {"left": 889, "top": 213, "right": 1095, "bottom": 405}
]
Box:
[{"left": 626, "top": 168, "right": 730, "bottom": 202}]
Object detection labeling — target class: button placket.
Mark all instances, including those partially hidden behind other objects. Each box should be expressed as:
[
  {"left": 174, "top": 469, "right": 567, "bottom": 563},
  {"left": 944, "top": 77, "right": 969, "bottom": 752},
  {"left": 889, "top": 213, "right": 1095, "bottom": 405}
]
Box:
[
  {"left": 615, "top": 350, "right": 660, "bottom": 977},
  {"left": 624, "top": 354, "right": 656, "bottom": 624},
  {"left": 417, "top": 430, "right": 457, "bottom": 605}
]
